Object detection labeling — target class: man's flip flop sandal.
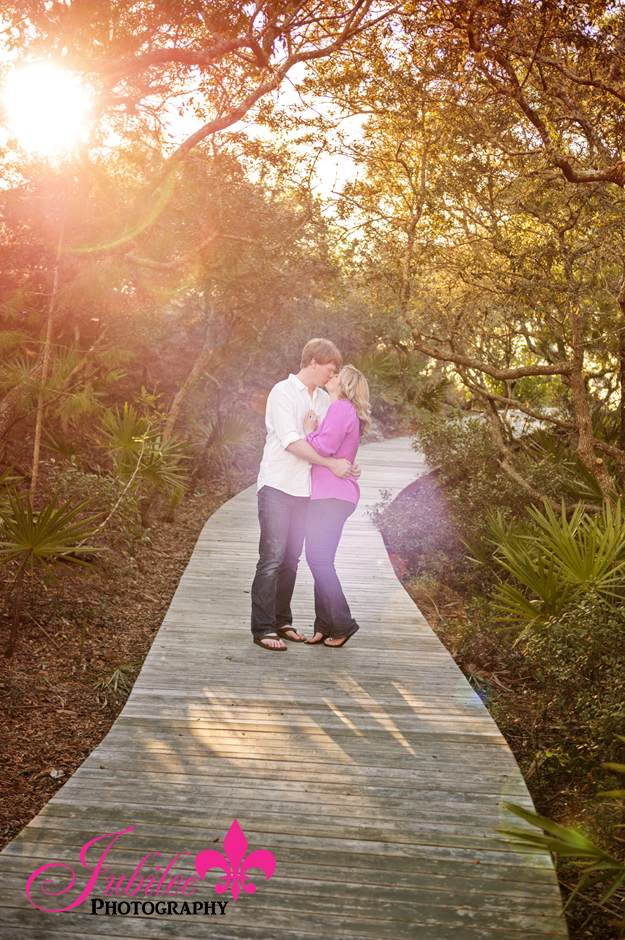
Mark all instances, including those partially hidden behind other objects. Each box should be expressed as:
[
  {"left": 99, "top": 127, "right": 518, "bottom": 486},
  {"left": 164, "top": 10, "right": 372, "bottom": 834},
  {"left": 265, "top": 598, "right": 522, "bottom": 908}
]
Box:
[
  {"left": 253, "top": 633, "right": 287, "bottom": 651},
  {"left": 276, "top": 626, "right": 306, "bottom": 643}
]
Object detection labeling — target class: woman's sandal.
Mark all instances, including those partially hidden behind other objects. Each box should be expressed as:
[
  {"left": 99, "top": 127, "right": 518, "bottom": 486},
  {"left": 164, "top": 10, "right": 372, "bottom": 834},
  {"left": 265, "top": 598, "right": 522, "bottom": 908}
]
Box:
[
  {"left": 253, "top": 633, "right": 287, "bottom": 651},
  {"left": 306, "top": 632, "right": 330, "bottom": 645},
  {"left": 276, "top": 625, "right": 306, "bottom": 643},
  {"left": 323, "top": 633, "right": 356, "bottom": 648}
]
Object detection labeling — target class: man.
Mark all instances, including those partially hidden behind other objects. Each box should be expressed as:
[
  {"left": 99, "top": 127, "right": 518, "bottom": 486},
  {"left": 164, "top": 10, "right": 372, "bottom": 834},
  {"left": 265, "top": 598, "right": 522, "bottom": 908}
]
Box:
[{"left": 251, "top": 338, "right": 356, "bottom": 650}]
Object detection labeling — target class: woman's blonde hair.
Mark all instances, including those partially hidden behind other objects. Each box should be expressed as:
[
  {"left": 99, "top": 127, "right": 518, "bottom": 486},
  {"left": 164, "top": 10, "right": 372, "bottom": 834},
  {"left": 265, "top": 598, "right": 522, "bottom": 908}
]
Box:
[{"left": 338, "top": 364, "right": 372, "bottom": 437}]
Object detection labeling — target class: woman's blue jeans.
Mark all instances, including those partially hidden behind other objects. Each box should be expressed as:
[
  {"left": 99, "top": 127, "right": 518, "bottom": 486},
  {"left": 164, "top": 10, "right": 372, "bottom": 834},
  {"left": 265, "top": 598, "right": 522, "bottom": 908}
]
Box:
[
  {"left": 251, "top": 486, "right": 309, "bottom": 638},
  {"left": 305, "top": 498, "right": 359, "bottom": 639}
]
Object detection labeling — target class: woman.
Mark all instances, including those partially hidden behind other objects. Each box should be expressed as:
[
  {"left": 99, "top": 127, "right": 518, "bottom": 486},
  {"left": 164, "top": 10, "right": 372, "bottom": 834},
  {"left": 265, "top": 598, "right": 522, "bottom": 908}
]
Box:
[{"left": 303, "top": 365, "right": 371, "bottom": 647}]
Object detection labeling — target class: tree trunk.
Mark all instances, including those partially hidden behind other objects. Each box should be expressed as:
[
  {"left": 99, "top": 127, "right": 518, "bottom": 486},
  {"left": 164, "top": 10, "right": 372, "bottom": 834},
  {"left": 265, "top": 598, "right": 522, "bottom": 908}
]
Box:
[
  {"left": 5, "top": 569, "right": 25, "bottom": 658},
  {"left": 0, "top": 296, "right": 73, "bottom": 443},
  {"left": 31, "top": 215, "right": 66, "bottom": 493},
  {"left": 138, "top": 488, "right": 156, "bottom": 529},
  {"left": 569, "top": 305, "right": 614, "bottom": 497},
  {"left": 618, "top": 277, "right": 625, "bottom": 457},
  {"left": 162, "top": 343, "right": 215, "bottom": 443}
]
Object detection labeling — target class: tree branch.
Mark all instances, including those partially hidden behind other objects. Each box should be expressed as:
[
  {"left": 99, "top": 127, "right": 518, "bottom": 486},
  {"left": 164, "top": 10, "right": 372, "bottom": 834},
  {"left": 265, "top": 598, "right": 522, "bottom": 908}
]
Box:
[
  {"left": 141, "top": 1, "right": 397, "bottom": 195},
  {"left": 534, "top": 54, "right": 625, "bottom": 106},
  {"left": 82, "top": 40, "right": 252, "bottom": 79},
  {"left": 407, "top": 322, "right": 572, "bottom": 380}
]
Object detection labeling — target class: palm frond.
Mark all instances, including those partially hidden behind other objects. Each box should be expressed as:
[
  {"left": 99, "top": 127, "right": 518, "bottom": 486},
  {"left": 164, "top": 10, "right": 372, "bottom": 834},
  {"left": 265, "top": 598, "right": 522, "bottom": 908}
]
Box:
[
  {"left": 482, "top": 500, "right": 625, "bottom": 628},
  {"left": 499, "top": 802, "right": 625, "bottom": 922}
]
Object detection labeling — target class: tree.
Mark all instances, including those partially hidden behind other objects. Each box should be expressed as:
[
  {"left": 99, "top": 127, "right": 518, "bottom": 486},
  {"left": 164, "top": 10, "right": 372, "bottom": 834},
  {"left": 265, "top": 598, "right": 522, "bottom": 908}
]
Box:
[
  {"left": 0, "top": 0, "right": 399, "bottom": 446},
  {"left": 303, "top": 1, "right": 625, "bottom": 499}
]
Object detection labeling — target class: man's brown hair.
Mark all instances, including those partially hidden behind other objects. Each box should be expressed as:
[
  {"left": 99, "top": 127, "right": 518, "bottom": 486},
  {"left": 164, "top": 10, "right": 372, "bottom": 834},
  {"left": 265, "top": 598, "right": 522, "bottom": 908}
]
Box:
[{"left": 300, "top": 338, "right": 342, "bottom": 369}]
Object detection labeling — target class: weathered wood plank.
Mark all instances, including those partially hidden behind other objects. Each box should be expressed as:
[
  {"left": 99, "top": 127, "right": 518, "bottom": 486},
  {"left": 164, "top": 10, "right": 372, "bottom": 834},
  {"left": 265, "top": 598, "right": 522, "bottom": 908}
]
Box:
[{"left": 0, "top": 439, "right": 567, "bottom": 938}]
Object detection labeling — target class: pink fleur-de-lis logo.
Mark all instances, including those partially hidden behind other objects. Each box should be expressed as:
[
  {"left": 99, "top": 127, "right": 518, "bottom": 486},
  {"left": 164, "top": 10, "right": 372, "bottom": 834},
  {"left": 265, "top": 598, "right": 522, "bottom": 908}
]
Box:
[{"left": 194, "top": 819, "right": 276, "bottom": 902}]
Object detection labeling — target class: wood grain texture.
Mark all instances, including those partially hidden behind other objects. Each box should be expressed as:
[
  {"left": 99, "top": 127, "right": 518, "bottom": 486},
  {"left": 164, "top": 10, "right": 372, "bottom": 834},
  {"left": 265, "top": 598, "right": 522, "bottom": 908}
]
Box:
[{"left": 0, "top": 439, "right": 568, "bottom": 938}]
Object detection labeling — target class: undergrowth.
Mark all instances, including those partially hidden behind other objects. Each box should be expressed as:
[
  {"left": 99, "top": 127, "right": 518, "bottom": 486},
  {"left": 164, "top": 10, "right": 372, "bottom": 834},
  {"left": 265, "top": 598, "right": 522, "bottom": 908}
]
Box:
[{"left": 372, "top": 416, "right": 625, "bottom": 940}]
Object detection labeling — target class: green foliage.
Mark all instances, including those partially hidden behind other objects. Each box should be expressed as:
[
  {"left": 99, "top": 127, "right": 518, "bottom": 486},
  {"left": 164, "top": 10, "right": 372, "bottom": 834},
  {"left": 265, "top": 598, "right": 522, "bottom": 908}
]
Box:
[
  {"left": 195, "top": 414, "right": 252, "bottom": 457},
  {"left": 416, "top": 379, "right": 450, "bottom": 416},
  {"left": 42, "top": 429, "right": 81, "bottom": 460},
  {"left": 166, "top": 484, "right": 184, "bottom": 523},
  {"left": 413, "top": 412, "right": 625, "bottom": 759},
  {"left": 47, "top": 460, "right": 147, "bottom": 554},
  {"left": 351, "top": 347, "right": 449, "bottom": 419},
  {"left": 485, "top": 501, "right": 625, "bottom": 631},
  {"left": 526, "top": 428, "right": 608, "bottom": 504},
  {"left": 466, "top": 497, "right": 625, "bottom": 756},
  {"left": 138, "top": 436, "right": 189, "bottom": 494},
  {"left": 351, "top": 348, "right": 405, "bottom": 411},
  {"left": 500, "top": 785, "right": 625, "bottom": 934},
  {"left": 95, "top": 663, "right": 140, "bottom": 696},
  {"left": 0, "top": 352, "right": 38, "bottom": 398},
  {"left": 101, "top": 403, "right": 189, "bottom": 496},
  {"left": 191, "top": 413, "right": 253, "bottom": 497},
  {"left": 521, "top": 600, "right": 625, "bottom": 756},
  {"left": 101, "top": 403, "right": 151, "bottom": 471},
  {"left": 0, "top": 464, "right": 20, "bottom": 515},
  {"left": 0, "top": 489, "right": 103, "bottom": 656},
  {"left": 415, "top": 417, "right": 531, "bottom": 545},
  {"left": 0, "top": 491, "right": 102, "bottom": 583}
]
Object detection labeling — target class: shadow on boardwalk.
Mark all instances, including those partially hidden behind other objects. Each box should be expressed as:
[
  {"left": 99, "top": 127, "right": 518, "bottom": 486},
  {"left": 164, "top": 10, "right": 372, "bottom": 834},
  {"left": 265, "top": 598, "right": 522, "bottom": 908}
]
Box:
[{"left": 0, "top": 439, "right": 567, "bottom": 939}]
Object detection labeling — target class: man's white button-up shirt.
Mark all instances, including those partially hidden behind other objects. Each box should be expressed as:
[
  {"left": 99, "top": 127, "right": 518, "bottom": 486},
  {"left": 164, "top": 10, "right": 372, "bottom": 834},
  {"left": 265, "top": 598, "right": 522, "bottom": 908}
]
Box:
[{"left": 257, "top": 374, "right": 330, "bottom": 497}]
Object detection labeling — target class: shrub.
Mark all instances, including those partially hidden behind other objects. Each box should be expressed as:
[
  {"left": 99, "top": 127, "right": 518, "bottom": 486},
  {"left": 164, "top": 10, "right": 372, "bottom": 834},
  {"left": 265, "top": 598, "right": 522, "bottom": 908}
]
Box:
[
  {"left": 48, "top": 460, "right": 146, "bottom": 553},
  {"left": 415, "top": 416, "right": 531, "bottom": 545},
  {"left": 101, "top": 403, "right": 189, "bottom": 527},
  {"left": 413, "top": 418, "right": 625, "bottom": 758},
  {"left": 415, "top": 417, "right": 612, "bottom": 549},
  {"left": 521, "top": 600, "right": 625, "bottom": 759},
  {"left": 0, "top": 490, "right": 102, "bottom": 656},
  {"left": 101, "top": 403, "right": 189, "bottom": 495}
]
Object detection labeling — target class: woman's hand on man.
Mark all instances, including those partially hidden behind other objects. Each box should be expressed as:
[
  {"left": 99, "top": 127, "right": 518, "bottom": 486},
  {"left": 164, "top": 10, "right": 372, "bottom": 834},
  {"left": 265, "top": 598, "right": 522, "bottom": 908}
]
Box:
[{"left": 303, "top": 411, "right": 318, "bottom": 434}]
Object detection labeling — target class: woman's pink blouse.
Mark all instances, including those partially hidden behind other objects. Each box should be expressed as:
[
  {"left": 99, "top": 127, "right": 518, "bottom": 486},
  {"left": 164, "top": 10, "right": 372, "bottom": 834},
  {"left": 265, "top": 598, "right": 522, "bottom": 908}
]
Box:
[{"left": 306, "top": 398, "right": 361, "bottom": 505}]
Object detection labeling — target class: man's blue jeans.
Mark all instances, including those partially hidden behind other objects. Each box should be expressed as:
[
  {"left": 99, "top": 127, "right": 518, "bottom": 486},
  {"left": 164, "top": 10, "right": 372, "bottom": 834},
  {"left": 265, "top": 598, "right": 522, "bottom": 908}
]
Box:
[{"left": 251, "top": 486, "right": 309, "bottom": 638}]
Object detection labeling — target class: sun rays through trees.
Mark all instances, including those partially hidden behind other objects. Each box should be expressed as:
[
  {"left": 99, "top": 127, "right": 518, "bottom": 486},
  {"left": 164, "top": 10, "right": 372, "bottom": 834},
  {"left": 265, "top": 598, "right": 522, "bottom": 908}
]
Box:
[{"left": 2, "top": 3, "right": 625, "bottom": 935}]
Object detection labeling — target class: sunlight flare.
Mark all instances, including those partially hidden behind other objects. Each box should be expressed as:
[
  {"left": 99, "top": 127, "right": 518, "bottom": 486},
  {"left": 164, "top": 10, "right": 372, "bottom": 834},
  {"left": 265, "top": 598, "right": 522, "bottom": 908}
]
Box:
[{"left": 5, "top": 62, "right": 87, "bottom": 153}]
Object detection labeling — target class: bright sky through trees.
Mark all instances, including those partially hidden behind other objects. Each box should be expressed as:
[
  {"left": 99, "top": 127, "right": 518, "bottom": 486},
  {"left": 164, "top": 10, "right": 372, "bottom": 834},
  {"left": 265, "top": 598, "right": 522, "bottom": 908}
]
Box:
[{"left": 5, "top": 61, "right": 87, "bottom": 153}]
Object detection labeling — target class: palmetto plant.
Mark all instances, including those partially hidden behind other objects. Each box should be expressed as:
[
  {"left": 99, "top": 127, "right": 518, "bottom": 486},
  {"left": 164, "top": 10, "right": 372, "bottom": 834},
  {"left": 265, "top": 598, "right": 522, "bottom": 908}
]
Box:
[
  {"left": 192, "top": 414, "right": 252, "bottom": 497},
  {"left": 101, "top": 403, "right": 151, "bottom": 474},
  {"left": 42, "top": 429, "right": 82, "bottom": 460},
  {"left": 101, "top": 403, "right": 189, "bottom": 524},
  {"left": 483, "top": 500, "right": 625, "bottom": 632},
  {"left": 95, "top": 662, "right": 140, "bottom": 696},
  {"left": 137, "top": 435, "right": 190, "bottom": 492},
  {"left": 526, "top": 428, "right": 606, "bottom": 504},
  {"left": 204, "top": 414, "right": 252, "bottom": 454},
  {"left": 0, "top": 464, "right": 20, "bottom": 515},
  {"left": 500, "top": 739, "right": 625, "bottom": 934},
  {"left": 102, "top": 404, "right": 188, "bottom": 486},
  {"left": 0, "top": 491, "right": 102, "bottom": 656},
  {"left": 351, "top": 348, "right": 405, "bottom": 410}
]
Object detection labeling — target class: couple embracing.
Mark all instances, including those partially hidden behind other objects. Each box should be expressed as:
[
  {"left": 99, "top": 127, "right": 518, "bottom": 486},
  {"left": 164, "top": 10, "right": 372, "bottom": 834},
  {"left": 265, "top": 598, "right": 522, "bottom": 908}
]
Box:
[{"left": 251, "top": 338, "right": 371, "bottom": 651}]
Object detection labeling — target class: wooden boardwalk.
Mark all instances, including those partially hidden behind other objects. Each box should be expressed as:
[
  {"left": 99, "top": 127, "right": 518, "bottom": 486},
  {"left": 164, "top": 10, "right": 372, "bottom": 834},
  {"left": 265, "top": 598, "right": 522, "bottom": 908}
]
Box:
[{"left": 0, "top": 438, "right": 567, "bottom": 938}]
